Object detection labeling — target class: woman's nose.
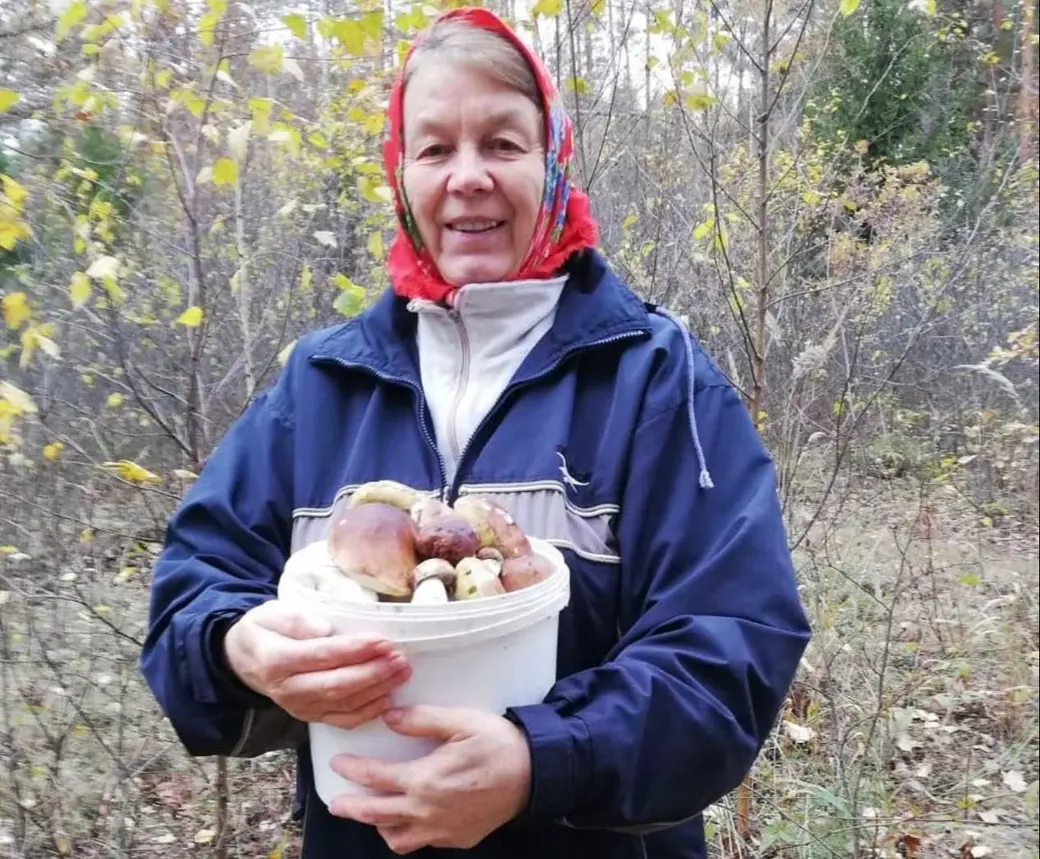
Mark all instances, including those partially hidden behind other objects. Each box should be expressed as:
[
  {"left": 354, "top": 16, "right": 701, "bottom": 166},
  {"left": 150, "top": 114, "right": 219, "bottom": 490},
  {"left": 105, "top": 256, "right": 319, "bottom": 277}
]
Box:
[{"left": 446, "top": 146, "right": 494, "bottom": 195}]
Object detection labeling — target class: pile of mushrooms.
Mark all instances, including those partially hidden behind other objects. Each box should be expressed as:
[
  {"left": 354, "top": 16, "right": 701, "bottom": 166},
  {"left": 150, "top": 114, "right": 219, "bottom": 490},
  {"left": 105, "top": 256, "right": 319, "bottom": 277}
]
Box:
[{"left": 324, "top": 480, "right": 555, "bottom": 605}]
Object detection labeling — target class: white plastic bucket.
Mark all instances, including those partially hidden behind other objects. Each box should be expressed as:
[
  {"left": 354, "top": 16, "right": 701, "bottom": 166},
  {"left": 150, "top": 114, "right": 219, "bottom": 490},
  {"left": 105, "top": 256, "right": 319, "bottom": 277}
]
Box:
[{"left": 277, "top": 537, "right": 570, "bottom": 805}]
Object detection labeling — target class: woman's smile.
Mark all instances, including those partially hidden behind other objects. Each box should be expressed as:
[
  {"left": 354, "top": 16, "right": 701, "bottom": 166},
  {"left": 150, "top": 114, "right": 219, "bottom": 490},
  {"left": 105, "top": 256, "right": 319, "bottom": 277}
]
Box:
[{"left": 401, "top": 60, "right": 546, "bottom": 286}]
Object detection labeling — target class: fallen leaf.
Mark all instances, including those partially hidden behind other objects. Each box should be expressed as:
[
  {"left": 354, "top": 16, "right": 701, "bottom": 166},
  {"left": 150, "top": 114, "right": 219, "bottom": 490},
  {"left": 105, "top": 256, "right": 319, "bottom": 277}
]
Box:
[
  {"left": 194, "top": 827, "right": 216, "bottom": 844},
  {"left": 1002, "top": 771, "right": 1027, "bottom": 793},
  {"left": 895, "top": 833, "right": 921, "bottom": 858},
  {"left": 782, "top": 720, "right": 815, "bottom": 744},
  {"left": 896, "top": 733, "right": 919, "bottom": 752}
]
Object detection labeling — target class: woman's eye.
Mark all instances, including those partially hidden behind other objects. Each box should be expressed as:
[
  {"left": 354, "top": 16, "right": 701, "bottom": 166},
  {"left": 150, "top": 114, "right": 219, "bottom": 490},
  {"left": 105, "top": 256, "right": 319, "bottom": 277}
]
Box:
[
  {"left": 418, "top": 144, "right": 448, "bottom": 158},
  {"left": 491, "top": 138, "right": 522, "bottom": 151}
]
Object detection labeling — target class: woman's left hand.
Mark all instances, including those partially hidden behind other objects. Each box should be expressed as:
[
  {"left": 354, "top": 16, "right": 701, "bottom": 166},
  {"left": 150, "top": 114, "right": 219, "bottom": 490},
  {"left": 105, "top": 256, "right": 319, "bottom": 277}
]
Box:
[{"left": 328, "top": 705, "right": 532, "bottom": 854}]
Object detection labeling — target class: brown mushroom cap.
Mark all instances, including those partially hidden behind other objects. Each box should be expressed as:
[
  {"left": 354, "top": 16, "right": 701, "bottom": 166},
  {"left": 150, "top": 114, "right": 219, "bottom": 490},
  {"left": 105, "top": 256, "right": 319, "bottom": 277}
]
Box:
[
  {"left": 327, "top": 502, "right": 420, "bottom": 598},
  {"left": 499, "top": 553, "right": 554, "bottom": 592},
  {"left": 452, "top": 495, "right": 531, "bottom": 559},
  {"left": 410, "top": 497, "right": 453, "bottom": 528},
  {"left": 415, "top": 513, "right": 482, "bottom": 564}
]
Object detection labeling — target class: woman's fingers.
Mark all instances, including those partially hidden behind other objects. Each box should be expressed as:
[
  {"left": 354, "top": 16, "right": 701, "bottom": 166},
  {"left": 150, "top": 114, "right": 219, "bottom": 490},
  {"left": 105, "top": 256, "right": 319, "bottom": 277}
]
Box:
[
  {"left": 319, "top": 695, "right": 394, "bottom": 730},
  {"left": 274, "top": 652, "right": 411, "bottom": 717}
]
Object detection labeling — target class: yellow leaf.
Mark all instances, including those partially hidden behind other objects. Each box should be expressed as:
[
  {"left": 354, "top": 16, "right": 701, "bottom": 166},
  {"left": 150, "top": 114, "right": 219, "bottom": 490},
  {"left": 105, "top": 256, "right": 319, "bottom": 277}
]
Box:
[
  {"left": 0, "top": 381, "right": 37, "bottom": 414},
  {"left": 0, "top": 222, "right": 31, "bottom": 250},
  {"left": 1, "top": 174, "right": 27, "bottom": 208},
  {"left": 358, "top": 176, "right": 391, "bottom": 204},
  {"left": 2, "top": 291, "right": 30, "bottom": 329},
  {"left": 102, "top": 459, "right": 161, "bottom": 484},
  {"left": 367, "top": 231, "right": 384, "bottom": 259},
  {"left": 531, "top": 0, "right": 562, "bottom": 16},
  {"left": 566, "top": 76, "right": 590, "bottom": 96},
  {"left": 43, "top": 442, "right": 64, "bottom": 461},
  {"left": 198, "top": 10, "right": 221, "bottom": 46},
  {"left": 106, "top": 392, "right": 124, "bottom": 408},
  {"left": 0, "top": 90, "right": 21, "bottom": 114},
  {"left": 86, "top": 255, "right": 120, "bottom": 280},
  {"left": 69, "top": 272, "right": 92, "bottom": 307},
  {"left": 212, "top": 157, "right": 237, "bottom": 186},
  {"left": 277, "top": 340, "right": 296, "bottom": 365},
  {"left": 56, "top": 0, "right": 86, "bottom": 41},
  {"left": 839, "top": 0, "right": 861, "bottom": 15},
  {"left": 176, "top": 306, "right": 204, "bottom": 326},
  {"left": 282, "top": 13, "right": 307, "bottom": 38},
  {"left": 248, "top": 44, "right": 284, "bottom": 74},
  {"left": 333, "top": 19, "right": 368, "bottom": 55}
]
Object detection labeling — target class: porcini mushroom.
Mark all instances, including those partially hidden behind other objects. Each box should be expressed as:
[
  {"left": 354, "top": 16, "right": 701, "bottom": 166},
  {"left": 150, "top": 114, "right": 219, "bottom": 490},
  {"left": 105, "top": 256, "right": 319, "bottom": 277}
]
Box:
[
  {"left": 347, "top": 479, "right": 422, "bottom": 512},
  {"left": 454, "top": 556, "right": 506, "bottom": 600},
  {"left": 452, "top": 495, "right": 531, "bottom": 559},
  {"left": 409, "top": 497, "right": 453, "bottom": 528},
  {"left": 414, "top": 512, "right": 481, "bottom": 565},
  {"left": 499, "top": 553, "right": 554, "bottom": 592},
  {"left": 410, "top": 558, "right": 456, "bottom": 604},
  {"left": 327, "top": 502, "right": 420, "bottom": 599}
]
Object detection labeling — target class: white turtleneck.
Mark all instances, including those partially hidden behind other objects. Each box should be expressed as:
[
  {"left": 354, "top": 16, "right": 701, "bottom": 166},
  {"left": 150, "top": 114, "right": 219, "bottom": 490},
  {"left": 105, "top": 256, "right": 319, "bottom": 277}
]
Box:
[{"left": 409, "top": 275, "right": 568, "bottom": 487}]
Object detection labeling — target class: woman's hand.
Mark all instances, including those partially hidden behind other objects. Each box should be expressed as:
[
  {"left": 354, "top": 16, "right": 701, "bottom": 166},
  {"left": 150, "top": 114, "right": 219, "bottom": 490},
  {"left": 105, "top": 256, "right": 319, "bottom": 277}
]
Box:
[
  {"left": 327, "top": 705, "right": 532, "bottom": 854},
  {"left": 221, "top": 600, "right": 411, "bottom": 729}
]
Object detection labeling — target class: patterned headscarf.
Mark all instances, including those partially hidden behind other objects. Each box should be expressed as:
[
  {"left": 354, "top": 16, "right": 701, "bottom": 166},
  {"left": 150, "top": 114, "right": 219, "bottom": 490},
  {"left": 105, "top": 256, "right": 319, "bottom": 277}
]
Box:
[{"left": 381, "top": 6, "right": 599, "bottom": 305}]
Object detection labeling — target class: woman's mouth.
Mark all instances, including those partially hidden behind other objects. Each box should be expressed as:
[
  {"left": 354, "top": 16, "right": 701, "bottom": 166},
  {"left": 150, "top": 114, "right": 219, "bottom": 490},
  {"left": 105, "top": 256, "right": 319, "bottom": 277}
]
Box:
[{"left": 446, "top": 219, "right": 505, "bottom": 234}]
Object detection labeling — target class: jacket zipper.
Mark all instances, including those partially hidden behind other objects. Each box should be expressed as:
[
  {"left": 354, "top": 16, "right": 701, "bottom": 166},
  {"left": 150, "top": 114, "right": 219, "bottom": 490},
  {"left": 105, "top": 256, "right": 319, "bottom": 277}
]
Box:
[
  {"left": 317, "top": 358, "right": 450, "bottom": 499},
  {"left": 446, "top": 308, "right": 471, "bottom": 467},
  {"left": 446, "top": 329, "right": 647, "bottom": 502},
  {"left": 315, "top": 328, "right": 648, "bottom": 504}
]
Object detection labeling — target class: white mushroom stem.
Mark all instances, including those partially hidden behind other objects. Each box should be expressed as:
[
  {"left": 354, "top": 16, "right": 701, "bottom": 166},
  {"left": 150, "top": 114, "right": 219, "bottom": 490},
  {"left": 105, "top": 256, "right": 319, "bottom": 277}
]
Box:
[
  {"left": 412, "top": 576, "right": 449, "bottom": 604},
  {"left": 454, "top": 557, "right": 505, "bottom": 600}
]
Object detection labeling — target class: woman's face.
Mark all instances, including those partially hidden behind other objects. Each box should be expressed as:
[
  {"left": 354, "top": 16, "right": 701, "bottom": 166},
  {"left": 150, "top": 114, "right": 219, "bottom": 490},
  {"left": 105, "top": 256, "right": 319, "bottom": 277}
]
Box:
[{"left": 401, "top": 59, "right": 546, "bottom": 286}]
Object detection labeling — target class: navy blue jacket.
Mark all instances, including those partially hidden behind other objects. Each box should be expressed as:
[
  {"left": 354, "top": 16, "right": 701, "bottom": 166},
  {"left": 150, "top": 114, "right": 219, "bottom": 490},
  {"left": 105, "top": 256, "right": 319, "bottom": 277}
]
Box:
[{"left": 139, "top": 250, "right": 811, "bottom": 858}]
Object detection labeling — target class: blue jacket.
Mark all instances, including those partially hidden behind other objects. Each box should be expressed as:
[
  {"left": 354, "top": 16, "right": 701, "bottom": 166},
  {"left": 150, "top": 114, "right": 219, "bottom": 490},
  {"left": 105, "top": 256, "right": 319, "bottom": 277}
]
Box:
[{"left": 140, "top": 250, "right": 811, "bottom": 859}]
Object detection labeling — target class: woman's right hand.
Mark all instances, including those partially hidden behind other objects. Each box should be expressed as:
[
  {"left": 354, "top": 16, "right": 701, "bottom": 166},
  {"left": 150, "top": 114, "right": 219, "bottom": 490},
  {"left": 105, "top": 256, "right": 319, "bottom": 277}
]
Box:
[{"left": 222, "top": 599, "right": 411, "bottom": 729}]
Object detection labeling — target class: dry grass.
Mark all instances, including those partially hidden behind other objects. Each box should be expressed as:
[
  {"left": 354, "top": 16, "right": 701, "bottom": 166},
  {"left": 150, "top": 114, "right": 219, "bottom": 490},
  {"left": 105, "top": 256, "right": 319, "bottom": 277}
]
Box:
[{"left": 1, "top": 470, "right": 1037, "bottom": 858}]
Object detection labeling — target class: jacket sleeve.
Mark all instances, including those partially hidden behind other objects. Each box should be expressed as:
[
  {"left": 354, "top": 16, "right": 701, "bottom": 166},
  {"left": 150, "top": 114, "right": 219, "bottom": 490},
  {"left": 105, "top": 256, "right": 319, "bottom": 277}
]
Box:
[
  {"left": 504, "top": 354, "right": 811, "bottom": 832},
  {"left": 138, "top": 370, "right": 307, "bottom": 759}
]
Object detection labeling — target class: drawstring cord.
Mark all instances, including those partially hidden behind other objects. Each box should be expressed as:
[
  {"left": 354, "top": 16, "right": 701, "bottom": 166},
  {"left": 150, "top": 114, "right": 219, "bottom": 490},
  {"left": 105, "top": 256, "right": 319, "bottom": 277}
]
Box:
[{"left": 650, "top": 305, "right": 714, "bottom": 490}]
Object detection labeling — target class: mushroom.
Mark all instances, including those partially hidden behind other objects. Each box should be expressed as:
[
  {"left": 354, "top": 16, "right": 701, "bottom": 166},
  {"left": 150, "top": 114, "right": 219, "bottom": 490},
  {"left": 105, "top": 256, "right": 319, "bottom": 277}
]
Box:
[
  {"left": 410, "top": 497, "right": 453, "bottom": 528},
  {"left": 410, "top": 558, "right": 456, "bottom": 604},
  {"left": 327, "top": 502, "right": 420, "bottom": 599},
  {"left": 477, "top": 546, "right": 504, "bottom": 563},
  {"left": 411, "top": 500, "right": 482, "bottom": 564},
  {"left": 282, "top": 543, "right": 380, "bottom": 604},
  {"left": 347, "top": 479, "right": 422, "bottom": 512},
  {"left": 454, "top": 556, "right": 506, "bottom": 600},
  {"left": 452, "top": 495, "right": 532, "bottom": 559},
  {"left": 499, "top": 553, "right": 554, "bottom": 592}
]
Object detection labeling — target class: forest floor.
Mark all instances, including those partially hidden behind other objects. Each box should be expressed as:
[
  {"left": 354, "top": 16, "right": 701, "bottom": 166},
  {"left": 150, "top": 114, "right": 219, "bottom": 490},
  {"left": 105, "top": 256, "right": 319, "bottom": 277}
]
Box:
[{"left": 0, "top": 470, "right": 1036, "bottom": 859}]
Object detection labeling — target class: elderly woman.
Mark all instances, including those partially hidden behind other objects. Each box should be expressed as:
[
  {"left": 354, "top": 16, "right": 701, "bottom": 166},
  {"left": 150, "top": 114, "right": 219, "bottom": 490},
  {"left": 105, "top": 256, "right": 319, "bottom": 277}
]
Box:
[{"left": 140, "top": 7, "right": 810, "bottom": 859}]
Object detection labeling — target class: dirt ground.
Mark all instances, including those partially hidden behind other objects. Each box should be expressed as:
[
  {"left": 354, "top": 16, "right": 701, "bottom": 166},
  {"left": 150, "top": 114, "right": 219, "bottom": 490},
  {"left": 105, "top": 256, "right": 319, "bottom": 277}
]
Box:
[{"left": 1, "top": 471, "right": 1037, "bottom": 858}]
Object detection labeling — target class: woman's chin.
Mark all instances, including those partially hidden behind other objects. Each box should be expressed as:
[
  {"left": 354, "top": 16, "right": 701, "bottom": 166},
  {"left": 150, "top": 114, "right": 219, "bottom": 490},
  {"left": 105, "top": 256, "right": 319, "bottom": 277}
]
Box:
[{"left": 438, "top": 255, "right": 517, "bottom": 286}]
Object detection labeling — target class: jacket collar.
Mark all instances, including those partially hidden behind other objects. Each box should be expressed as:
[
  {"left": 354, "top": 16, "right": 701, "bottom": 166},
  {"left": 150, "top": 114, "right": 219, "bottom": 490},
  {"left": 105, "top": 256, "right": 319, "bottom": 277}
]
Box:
[{"left": 307, "top": 249, "right": 653, "bottom": 387}]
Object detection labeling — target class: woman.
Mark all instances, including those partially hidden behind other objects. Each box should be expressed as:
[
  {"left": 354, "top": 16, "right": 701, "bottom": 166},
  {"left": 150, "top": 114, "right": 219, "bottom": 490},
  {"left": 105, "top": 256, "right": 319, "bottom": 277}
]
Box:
[{"left": 139, "top": 8, "right": 811, "bottom": 858}]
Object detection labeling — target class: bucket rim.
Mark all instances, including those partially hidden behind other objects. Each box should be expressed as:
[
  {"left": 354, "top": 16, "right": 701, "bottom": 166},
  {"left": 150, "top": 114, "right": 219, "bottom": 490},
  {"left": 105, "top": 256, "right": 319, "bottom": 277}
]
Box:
[{"left": 279, "top": 536, "right": 570, "bottom": 616}]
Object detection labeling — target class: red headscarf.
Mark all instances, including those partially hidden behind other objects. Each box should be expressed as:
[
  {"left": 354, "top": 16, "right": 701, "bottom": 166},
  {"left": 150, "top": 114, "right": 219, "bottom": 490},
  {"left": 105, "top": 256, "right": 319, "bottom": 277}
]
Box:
[{"left": 381, "top": 7, "right": 599, "bottom": 305}]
